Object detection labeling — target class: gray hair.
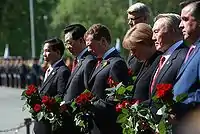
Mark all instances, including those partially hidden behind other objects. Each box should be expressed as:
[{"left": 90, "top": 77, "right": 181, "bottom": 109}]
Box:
[
  {"left": 154, "top": 13, "right": 182, "bottom": 36},
  {"left": 127, "top": 2, "right": 150, "bottom": 22}
]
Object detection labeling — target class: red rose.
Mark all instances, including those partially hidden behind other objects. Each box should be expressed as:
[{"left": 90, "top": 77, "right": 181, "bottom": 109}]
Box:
[
  {"left": 42, "top": 96, "right": 50, "bottom": 104},
  {"left": 116, "top": 103, "right": 123, "bottom": 112},
  {"left": 28, "top": 85, "right": 37, "bottom": 93},
  {"left": 128, "top": 68, "right": 133, "bottom": 76},
  {"left": 49, "top": 98, "right": 56, "bottom": 105},
  {"left": 121, "top": 100, "right": 130, "bottom": 108},
  {"left": 107, "top": 76, "right": 119, "bottom": 87},
  {"left": 25, "top": 85, "right": 37, "bottom": 96},
  {"left": 25, "top": 89, "right": 33, "bottom": 96},
  {"left": 33, "top": 104, "right": 42, "bottom": 112},
  {"left": 156, "top": 84, "right": 173, "bottom": 99},
  {"left": 75, "top": 92, "right": 93, "bottom": 105}
]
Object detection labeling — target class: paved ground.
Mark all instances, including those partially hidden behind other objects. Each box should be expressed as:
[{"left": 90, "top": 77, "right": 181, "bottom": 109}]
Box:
[{"left": 0, "top": 86, "right": 34, "bottom": 134}]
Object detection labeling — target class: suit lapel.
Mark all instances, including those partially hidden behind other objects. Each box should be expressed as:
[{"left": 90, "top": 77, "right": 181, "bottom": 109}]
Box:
[
  {"left": 177, "top": 45, "right": 200, "bottom": 78},
  {"left": 66, "top": 60, "right": 83, "bottom": 87},
  {"left": 40, "top": 68, "right": 58, "bottom": 92},
  {"left": 89, "top": 60, "right": 110, "bottom": 82}
]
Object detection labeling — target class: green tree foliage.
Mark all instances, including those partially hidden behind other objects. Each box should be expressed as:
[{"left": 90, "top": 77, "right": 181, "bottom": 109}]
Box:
[
  {"left": 50, "top": 0, "right": 129, "bottom": 57},
  {"left": 0, "top": 0, "right": 57, "bottom": 58}
]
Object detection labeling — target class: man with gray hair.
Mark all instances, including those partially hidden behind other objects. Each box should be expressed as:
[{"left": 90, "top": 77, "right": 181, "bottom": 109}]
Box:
[
  {"left": 149, "top": 13, "right": 188, "bottom": 115},
  {"left": 126, "top": 2, "right": 151, "bottom": 76},
  {"left": 127, "top": 2, "right": 151, "bottom": 28}
]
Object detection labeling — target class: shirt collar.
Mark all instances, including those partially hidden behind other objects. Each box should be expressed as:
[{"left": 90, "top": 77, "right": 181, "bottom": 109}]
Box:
[
  {"left": 77, "top": 47, "right": 88, "bottom": 61},
  {"left": 51, "top": 58, "right": 62, "bottom": 68},
  {"left": 102, "top": 47, "right": 116, "bottom": 60},
  {"left": 163, "top": 40, "right": 183, "bottom": 56}
]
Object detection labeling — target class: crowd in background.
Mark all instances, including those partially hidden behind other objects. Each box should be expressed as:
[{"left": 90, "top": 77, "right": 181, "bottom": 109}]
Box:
[{"left": 0, "top": 56, "right": 73, "bottom": 89}]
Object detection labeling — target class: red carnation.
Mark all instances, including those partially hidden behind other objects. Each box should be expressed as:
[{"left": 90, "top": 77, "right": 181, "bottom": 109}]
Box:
[
  {"left": 25, "top": 89, "right": 33, "bottom": 96},
  {"left": 28, "top": 85, "right": 37, "bottom": 93},
  {"left": 107, "top": 76, "right": 119, "bottom": 87},
  {"left": 121, "top": 100, "right": 130, "bottom": 107},
  {"left": 25, "top": 85, "right": 37, "bottom": 96},
  {"left": 116, "top": 103, "right": 123, "bottom": 112},
  {"left": 75, "top": 92, "right": 93, "bottom": 105},
  {"left": 156, "top": 84, "right": 173, "bottom": 100},
  {"left": 49, "top": 98, "right": 56, "bottom": 105},
  {"left": 42, "top": 96, "right": 50, "bottom": 105},
  {"left": 33, "top": 104, "right": 42, "bottom": 112},
  {"left": 128, "top": 68, "right": 133, "bottom": 76}
]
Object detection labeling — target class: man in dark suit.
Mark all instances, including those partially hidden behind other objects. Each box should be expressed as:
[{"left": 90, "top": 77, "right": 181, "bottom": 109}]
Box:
[
  {"left": 63, "top": 24, "right": 97, "bottom": 102},
  {"left": 126, "top": 2, "right": 151, "bottom": 76},
  {"left": 85, "top": 24, "right": 129, "bottom": 134},
  {"left": 149, "top": 13, "right": 188, "bottom": 100},
  {"left": 33, "top": 37, "right": 71, "bottom": 134}
]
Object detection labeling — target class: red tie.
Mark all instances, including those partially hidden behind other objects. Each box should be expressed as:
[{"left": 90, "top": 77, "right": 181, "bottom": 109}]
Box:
[
  {"left": 72, "top": 58, "right": 78, "bottom": 72},
  {"left": 96, "top": 58, "right": 102, "bottom": 69},
  {"left": 44, "top": 68, "right": 51, "bottom": 82},
  {"left": 184, "top": 45, "right": 195, "bottom": 63},
  {"left": 150, "top": 56, "right": 166, "bottom": 93}
]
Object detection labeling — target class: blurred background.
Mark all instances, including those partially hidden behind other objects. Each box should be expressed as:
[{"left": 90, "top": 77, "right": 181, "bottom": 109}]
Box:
[
  {"left": 0, "top": 0, "right": 183, "bottom": 60},
  {"left": 0, "top": 0, "right": 184, "bottom": 133}
]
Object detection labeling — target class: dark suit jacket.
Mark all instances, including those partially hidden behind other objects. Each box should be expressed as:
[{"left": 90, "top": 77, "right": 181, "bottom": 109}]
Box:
[
  {"left": 150, "top": 43, "right": 188, "bottom": 97},
  {"left": 64, "top": 51, "right": 97, "bottom": 102},
  {"left": 149, "top": 43, "right": 188, "bottom": 123},
  {"left": 133, "top": 51, "right": 162, "bottom": 101},
  {"left": 88, "top": 49, "right": 129, "bottom": 134},
  {"left": 127, "top": 55, "right": 143, "bottom": 76},
  {"left": 34, "top": 59, "right": 70, "bottom": 134}
]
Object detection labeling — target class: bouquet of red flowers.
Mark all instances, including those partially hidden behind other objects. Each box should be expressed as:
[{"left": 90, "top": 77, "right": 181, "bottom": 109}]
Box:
[
  {"left": 21, "top": 85, "right": 70, "bottom": 131},
  {"left": 71, "top": 89, "right": 94, "bottom": 133}
]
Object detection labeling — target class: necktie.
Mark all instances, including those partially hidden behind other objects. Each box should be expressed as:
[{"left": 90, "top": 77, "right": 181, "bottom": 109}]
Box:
[
  {"left": 44, "top": 68, "right": 51, "bottom": 82},
  {"left": 184, "top": 45, "right": 196, "bottom": 63},
  {"left": 71, "top": 58, "right": 78, "bottom": 72},
  {"left": 96, "top": 58, "right": 102, "bottom": 69},
  {"left": 150, "top": 56, "right": 166, "bottom": 93}
]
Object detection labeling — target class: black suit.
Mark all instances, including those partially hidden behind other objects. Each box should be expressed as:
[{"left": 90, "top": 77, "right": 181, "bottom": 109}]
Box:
[
  {"left": 64, "top": 51, "right": 97, "bottom": 102},
  {"left": 127, "top": 55, "right": 143, "bottom": 76},
  {"left": 88, "top": 48, "right": 129, "bottom": 134},
  {"left": 34, "top": 59, "right": 70, "bottom": 134},
  {"left": 133, "top": 51, "right": 162, "bottom": 101},
  {"left": 150, "top": 43, "right": 188, "bottom": 97}
]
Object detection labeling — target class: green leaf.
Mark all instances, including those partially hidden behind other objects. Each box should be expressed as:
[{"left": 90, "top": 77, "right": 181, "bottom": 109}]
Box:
[
  {"left": 116, "top": 86, "right": 126, "bottom": 95},
  {"left": 71, "top": 101, "right": 77, "bottom": 112},
  {"left": 175, "top": 93, "right": 188, "bottom": 102},
  {"left": 122, "top": 108, "right": 129, "bottom": 114},
  {"left": 55, "top": 97, "right": 62, "bottom": 103},
  {"left": 37, "top": 112, "right": 44, "bottom": 121},
  {"left": 158, "top": 120, "right": 167, "bottom": 134},
  {"left": 132, "top": 76, "right": 137, "bottom": 82},
  {"left": 83, "top": 89, "right": 90, "bottom": 93},
  {"left": 126, "top": 85, "right": 133, "bottom": 92},
  {"left": 117, "top": 114, "right": 128, "bottom": 123}
]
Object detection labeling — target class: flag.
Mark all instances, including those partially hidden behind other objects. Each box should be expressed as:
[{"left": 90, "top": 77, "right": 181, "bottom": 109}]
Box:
[{"left": 4, "top": 44, "right": 10, "bottom": 58}]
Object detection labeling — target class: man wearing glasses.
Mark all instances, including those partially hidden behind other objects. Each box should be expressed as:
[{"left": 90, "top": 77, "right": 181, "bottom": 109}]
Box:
[{"left": 126, "top": 2, "right": 151, "bottom": 76}]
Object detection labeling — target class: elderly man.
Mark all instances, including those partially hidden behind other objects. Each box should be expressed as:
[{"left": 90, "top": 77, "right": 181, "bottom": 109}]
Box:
[
  {"left": 173, "top": 0, "right": 200, "bottom": 119},
  {"left": 126, "top": 2, "right": 151, "bottom": 76},
  {"left": 149, "top": 13, "right": 188, "bottom": 99}
]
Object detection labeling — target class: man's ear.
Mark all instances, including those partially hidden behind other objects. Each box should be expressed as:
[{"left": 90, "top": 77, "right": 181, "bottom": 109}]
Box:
[{"left": 101, "top": 37, "right": 108, "bottom": 48}]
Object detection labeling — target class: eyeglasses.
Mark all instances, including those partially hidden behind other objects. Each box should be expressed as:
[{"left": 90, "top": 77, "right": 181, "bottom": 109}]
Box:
[{"left": 128, "top": 16, "right": 143, "bottom": 22}]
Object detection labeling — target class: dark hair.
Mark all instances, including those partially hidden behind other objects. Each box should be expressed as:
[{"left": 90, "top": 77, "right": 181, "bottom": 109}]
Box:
[
  {"left": 180, "top": 0, "right": 200, "bottom": 8},
  {"left": 64, "top": 24, "right": 86, "bottom": 40},
  {"left": 44, "top": 37, "right": 65, "bottom": 56},
  {"left": 84, "top": 23, "right": 111, "bottom": 44},
  {"left": 180, "top": 0, "right": 200, "bottom": 20}
]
